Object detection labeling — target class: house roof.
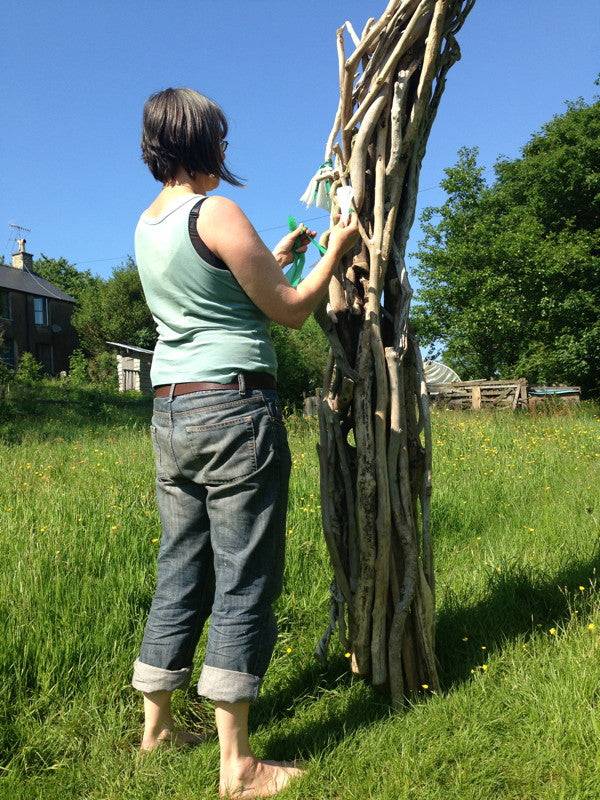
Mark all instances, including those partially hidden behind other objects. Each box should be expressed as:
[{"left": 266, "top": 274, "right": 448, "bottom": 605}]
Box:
[
  {"left": 0, "top": 263, "right": 77, "bottom": 303},
  {"left": 106, "top": 341, "right": 154, "bottom": 355}
]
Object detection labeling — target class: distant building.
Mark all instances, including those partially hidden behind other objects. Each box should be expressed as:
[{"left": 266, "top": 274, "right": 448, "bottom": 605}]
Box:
[
  {"left": 0, "top": 239, "right": 78, "bottom": 375},
  {"left": 106, "top": 341, "right": 153, "bottom": 394}
]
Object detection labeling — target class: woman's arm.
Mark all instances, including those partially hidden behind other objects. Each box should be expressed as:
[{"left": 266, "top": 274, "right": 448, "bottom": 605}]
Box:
[{"left": 196, "top": 196, "right": 358, "bottom": 330}]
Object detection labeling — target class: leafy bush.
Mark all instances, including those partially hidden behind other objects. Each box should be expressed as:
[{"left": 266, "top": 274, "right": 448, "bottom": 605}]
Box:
[
  {"left": 270, "top": 315, "right": 329, "bottom": 409},
  {"left": 88, "top": 350, "right": 118, "bottom": 390},
  {"left": 68, "top": 349, "right": 90, "bottom": 386},
  {"left": 14, "top": 352, "right": 44, "bottom": 385},
  {"left": 0, "top": 360, "right": 14, "bottom": 409}
]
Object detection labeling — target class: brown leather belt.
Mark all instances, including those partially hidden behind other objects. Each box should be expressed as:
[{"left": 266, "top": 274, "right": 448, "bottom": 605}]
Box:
[{"left": 153, "top": 371, "right": 277, "bottom": 398}]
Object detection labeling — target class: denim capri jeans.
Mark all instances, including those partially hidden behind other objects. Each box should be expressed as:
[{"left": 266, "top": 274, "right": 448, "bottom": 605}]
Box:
[{"left": 131, "top": 376, "right": 292, "bottom": 704}]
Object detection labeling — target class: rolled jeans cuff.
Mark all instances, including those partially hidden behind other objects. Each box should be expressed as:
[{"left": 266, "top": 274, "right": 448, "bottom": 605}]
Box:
[
  {"left": 197, "top": 664, "right": 262, "bottom": 703},
  {"left": 131, "top": 658, "right": 192, "bottom": 693}
]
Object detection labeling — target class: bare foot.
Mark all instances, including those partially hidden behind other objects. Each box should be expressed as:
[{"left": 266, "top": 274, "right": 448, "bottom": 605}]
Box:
[
  {"left": 219, "top": 756, "right": 306, "bottom": 798},
  {"left": 140, "top": 728, "right": 203, "bottom": 752}
]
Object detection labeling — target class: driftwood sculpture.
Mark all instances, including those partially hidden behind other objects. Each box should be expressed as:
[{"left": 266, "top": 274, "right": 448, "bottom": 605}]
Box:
[{"left": 311, "top": 0, "right": 475, "bottom": 706}]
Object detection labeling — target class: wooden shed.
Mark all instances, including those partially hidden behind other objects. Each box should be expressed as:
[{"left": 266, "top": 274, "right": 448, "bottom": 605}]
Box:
[{"left": 106, "top": 341, "right": 153, "bottom": 394}]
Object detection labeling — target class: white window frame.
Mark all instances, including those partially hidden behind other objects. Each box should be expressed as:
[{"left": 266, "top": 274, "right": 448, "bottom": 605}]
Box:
[{"left": 33, "top": 295, "right": 49, "bottom": 326}]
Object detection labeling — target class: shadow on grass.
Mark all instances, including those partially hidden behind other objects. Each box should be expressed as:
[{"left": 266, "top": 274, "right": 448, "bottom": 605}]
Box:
[
  {"left": 436, "top": 544, "right": 600, "bottom": 690},
  {"left": 198, "top": 546, "right": 600, "bottom": 761},
  {"left": 0, "top": 383, "right": 153, "bottom": 443}
]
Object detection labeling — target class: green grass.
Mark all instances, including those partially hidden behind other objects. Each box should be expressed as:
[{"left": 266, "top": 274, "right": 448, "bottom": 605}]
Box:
[{"left": 1, "top": 389, "right": 599, "bottom": 799}]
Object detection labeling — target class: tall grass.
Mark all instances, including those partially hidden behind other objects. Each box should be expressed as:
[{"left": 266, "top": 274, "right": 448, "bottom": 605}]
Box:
[{"left": 1, "top": 392, "right": 599, "bottom": 799}]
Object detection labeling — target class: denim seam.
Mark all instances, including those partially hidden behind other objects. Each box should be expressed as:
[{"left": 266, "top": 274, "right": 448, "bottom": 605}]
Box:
[
  {"left": 247, "top": 606, "right": 273, "bottom": 677},
  {"left": 185, "top": 414, "right": 255, "bottom": 433},
  {"left": 170, "top": 395, "right": 267, "bottom": 416}
]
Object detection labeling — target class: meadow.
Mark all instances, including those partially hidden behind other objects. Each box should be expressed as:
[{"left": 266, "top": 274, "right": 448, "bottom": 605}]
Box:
[{"left": 1, "top": 386, "right": 599, "bottom": 800}]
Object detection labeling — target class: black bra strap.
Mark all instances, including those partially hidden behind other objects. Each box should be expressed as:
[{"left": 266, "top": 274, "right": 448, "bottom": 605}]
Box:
[{"left": 188, "top": 198, "right": 229, "bottom": 270}]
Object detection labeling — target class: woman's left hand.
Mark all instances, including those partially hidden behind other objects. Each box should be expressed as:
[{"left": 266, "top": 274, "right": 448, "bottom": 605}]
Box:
[{"left": 272, "top": 224, "right": 318, "bottom": 268}]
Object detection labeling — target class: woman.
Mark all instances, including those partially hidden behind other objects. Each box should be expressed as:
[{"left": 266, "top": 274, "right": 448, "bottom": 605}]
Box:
[{"left": 131, "top": 87, "right": 358, "bottom": 798}]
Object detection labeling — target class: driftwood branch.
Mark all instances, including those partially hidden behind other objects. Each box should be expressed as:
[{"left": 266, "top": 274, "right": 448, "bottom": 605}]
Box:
[{"left": 313, "top": 0, "right": 475, "bottom": 705}]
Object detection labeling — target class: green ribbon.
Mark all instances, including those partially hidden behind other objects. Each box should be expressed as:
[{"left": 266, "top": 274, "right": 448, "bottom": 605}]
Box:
[{"left": 285, "top": 215, "right": 328, "bottom": 287}]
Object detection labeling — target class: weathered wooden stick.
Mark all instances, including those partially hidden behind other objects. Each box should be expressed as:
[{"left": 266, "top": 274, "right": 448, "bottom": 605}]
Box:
[{"left": 311, "top": 0, "right": 475, "bottom": 702}]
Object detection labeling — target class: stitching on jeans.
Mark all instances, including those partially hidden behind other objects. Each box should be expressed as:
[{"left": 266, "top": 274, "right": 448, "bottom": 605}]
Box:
[
  {"left": 173, "top": 396, "right": 266, "bottom": 416},
  {"left": 201, "top": 664, "right": 262, "bottom": 680},
  {"left": 183, "top": 417, "right": 258, "bottom": 481},
  {"left": 152, "top": 392, "right": 268, "bottom": 417},
  {"left": 184, "top": 414, "right": 255, "bottom": 433}
]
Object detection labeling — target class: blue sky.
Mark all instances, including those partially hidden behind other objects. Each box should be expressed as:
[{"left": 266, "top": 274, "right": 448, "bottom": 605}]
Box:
[{"left": 1, "top": 0, "right": 598, "bottom": 299}]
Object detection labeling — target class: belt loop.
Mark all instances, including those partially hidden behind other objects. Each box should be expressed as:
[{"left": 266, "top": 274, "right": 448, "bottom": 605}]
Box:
[
  {"left": 237, "top": 372, "right": 245, "bottom": 397},
  {"left": 168, "top": 382, "right": 176, "bottom": 423}
]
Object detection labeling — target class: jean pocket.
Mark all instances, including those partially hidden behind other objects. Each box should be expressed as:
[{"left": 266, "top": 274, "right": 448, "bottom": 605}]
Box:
[{"left": 183, "top": 415, "right": 257, "bottom": 483}]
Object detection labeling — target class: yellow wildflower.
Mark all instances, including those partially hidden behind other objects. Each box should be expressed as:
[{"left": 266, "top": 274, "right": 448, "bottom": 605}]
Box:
[
  {"left": 588, "top": 623, "right": 596, "bottom": 631},
  {"left": 421, "top": 683, "right": 429, "bottom": 689},
  {"left": 549, "top": 627, "right": 557, "bottom": 636},
  {"left": 481, "top": 664, "right": 489, "bottom": 671},
  {"left": 578, "top": 585, "right": 586, "bottom": 592},
  {"left": 286, "top": 647, "right": 292, "bottom": 654},
  {"left": 344, "top": 652, "right": 351, "bottom": 658}
]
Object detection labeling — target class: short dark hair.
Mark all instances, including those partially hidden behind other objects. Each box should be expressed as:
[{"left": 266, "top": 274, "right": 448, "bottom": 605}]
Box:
[{"left": 140, "top": 87, "right": 244, "bottom": 186}]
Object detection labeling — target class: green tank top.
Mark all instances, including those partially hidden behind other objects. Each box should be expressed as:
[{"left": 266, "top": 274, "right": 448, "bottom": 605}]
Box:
[{"left": 134, "top": 193, "right": 278, "bottom": 387}]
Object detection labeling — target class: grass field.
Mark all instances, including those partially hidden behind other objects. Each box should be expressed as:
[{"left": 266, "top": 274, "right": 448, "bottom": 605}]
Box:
[{"left": 1, "top": 386, "right": 599, "bottom": 799}]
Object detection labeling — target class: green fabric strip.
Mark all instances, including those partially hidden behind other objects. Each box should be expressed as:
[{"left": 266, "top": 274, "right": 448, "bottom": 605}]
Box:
[{"left": 285, "top": 215, "right": 328, "bottom": 287}]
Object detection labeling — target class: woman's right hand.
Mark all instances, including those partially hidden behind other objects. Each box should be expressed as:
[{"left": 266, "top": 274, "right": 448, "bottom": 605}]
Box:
[
  {"left": 328, "top": 213, "right": 360, "bottom": 257},
  {"left": 195, "top": 195, "right": 361, "bottom": 329}
]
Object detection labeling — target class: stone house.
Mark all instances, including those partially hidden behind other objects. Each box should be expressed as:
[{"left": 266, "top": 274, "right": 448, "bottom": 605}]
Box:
[{"left": 0, "top": 239, "right": 78, "bottom": 375}]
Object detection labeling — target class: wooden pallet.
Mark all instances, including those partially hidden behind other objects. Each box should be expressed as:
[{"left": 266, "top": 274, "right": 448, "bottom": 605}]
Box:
[{"left": 427, "top": 378, "right": 528, "bottom": 410}]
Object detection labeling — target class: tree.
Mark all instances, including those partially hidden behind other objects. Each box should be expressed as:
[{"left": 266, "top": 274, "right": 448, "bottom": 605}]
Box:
[
  {"left": 32, "top": 255, "right": 101, "bottom": 303},
  {"left": 411, "top": 93, "right": 600, "bottom": 397},
  {"left": 270, "top": 316, "right": 330, "bottom": 410},
  {"left": 72, "top": 257, "right": 157, "bottom": 354}
]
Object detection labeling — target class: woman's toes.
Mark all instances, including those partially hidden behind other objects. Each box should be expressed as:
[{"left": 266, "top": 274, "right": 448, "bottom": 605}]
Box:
[{"left": 219, "top": 758, "right": 306, "bottom": 798}]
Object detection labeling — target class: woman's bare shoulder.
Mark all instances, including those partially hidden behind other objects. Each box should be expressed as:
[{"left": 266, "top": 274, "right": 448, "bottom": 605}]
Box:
[
  {"left": 198, "top": 196, "right": 258, "bottom": 246},
  {"left": 200, "top": 195, "right": 248, "bottom": 222}
]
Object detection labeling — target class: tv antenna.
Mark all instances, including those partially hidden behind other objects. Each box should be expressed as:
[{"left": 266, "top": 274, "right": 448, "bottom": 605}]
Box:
[{"left": 5, "top": 222, "right": 31, "bottom": 264}]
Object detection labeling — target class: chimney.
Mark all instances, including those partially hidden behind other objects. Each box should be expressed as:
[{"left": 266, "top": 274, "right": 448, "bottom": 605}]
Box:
[{"left": 12, "top": 238, "right": 33, "bottom": 271}]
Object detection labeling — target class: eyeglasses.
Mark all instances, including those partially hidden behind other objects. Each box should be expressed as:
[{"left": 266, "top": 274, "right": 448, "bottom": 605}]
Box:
[{"left": 221, "top": 140, "right": 229, "bottom": 153}]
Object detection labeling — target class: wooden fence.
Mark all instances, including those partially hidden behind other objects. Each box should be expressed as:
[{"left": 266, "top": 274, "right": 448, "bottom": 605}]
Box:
[
  {"left": 427, "top": 378, "right": 528, "bottom": 410},
  {"left": 427, "top": 378, "right": 581, "bottom": 410}
]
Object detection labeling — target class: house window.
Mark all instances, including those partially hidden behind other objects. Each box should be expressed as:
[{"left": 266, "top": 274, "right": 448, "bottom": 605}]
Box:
[
  {"left": 0, "top": 289, "right": 10, "bottom": 320},
  {"left": 0, "top": 335, "right": 15, "bottom": 369},
  {"left": 33, "top": 296, "right": 48, "bottom": 325}
]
